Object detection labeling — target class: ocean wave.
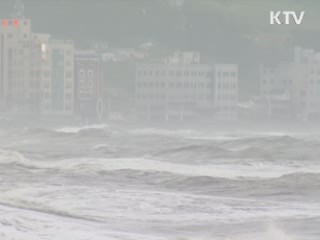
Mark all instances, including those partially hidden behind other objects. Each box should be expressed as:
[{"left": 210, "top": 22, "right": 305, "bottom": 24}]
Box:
[
  {"left": 154, "top": 144, "right": 231, "bottom": 163},
  {"left": 55, "top": 124, "right": 108, "bottom": 133},
  {"left": 18, "top": 125, "right": 119, "bottom": 139},
  {"left": 2, "top": 149, "right": 319, "bottom": 183},
  {"left": 130, "top": 128, "right": 197, "bottom": 137},
  {"left": 154, "top": 135, "right": 320, "bottom": 162}
]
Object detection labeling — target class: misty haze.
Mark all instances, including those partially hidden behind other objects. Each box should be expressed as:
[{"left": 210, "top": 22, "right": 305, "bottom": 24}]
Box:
[{"left": 0, "top": 0, "right": 320, "bottom": 239}]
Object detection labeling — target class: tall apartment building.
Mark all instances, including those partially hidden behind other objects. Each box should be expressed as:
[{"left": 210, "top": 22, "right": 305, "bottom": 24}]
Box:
[
  {"left": 213, "top": 64, "right": 238, "bottom": 120},
  {"left": 0, "top": 18, "right": 75, "bottom": 115},
  {"left": 260, "top": 47, "right": 320, "bottom": 120},
  {"left": 74, "top": 50, "right": 102, "bottom": 119},
  {"left": 0, "top": 18, "right": 33, "bottom": 111},
  {"left": 135, "top": 54, "right": 238, "bottom": 121},
  {"left": 44, "top": 39, "right": 74, "bottom": 115}
]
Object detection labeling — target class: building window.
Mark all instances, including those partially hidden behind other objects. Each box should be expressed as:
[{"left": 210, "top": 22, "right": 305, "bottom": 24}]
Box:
[
  {"left": 44, "top": 71, "right": 50, "bottom": 78},
  {"left": 65, "top": 93, "right": 72, "bottom": 101},
  {"left": 44, "top": 81, "right": 50, "bottom": 88},
  {"left": 66, "top": 50, "right": 72, "bottom": 56},
  {"left": 65, "top": 81, "right": 73, "bottom": 88},
  {"left": 66, "top": 71, "right": 73, "bottom": 78},
  {"left": 79, "top": 69, "right": 84, "bottom": 79}
]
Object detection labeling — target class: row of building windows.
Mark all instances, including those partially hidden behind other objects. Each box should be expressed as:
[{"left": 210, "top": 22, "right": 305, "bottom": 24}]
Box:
[
  {"left": 137, "top": 81, "right": 211, "bottom": 89},
  {"left": 6, "top": 33, "right": 28, "bottom": 39},
  {"left": 217, "top": 71, "right": 237, "bottom": 79},
  {"left": 6, "top": 78, "right": 73, "bottom": 89},
  {"left": 30, "top": 70, "right": 73, "bottom": 78},
  {"left": 136, "top": 104, "right": 237, "bottom": 113},
  {"left": 137, "top": 70, "right": 210, "bottom": 78},
  {"left": 136, "top": 94, "right": 211, "bottom": 100},
  {"left": 8, "top": 79, "right": 24, "bottom": 89},
  {"left": 262, "top": 78, "right": 293, "bottom": 85},
  {"left": 79, "top": 79, "right": 94, "bottom": 91},
  {"left": 263, "top": 78, "right": 320, "bottom": 86},
  {"left": 79, "top": 70, "right": 94, "bottom": 79},
  {"left": 43, "top": 92, "right": 72, "bottom": 100},
  {"left": 217, "top": 82, "right": 237, "bottom": 89},
  {"left": 308, "top": 90, "right": 320, "bottom": 97},
  {"left": 262, "top": 78, "right": 320, "bottom": 85},
  {"left": 308, "top": 79, "right": 320, "bottom": 85},
  {"left": 216, "top": 105, "right": 237, "bottom": 112},
  {"left": 137, "top": 81, "right": 237, "bottom": 90},
  {"left": 216, "top": 94, "right": 237, "bottom": 101},
  {"left": 42, "top": 103, "right": 72, "bottom": 111},
  {"left": 137, "top": 70, "right": 237, "bottom": 79}
]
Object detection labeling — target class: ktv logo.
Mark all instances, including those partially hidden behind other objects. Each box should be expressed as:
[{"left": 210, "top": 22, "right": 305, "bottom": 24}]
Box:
[{"left": 270, "top": 11, "right": 305, "bottom": 25}]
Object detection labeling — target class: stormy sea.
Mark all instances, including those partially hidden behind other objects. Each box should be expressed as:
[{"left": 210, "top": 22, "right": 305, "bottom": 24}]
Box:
[{"left": 0, "top": 124, "right": 319, "bottom": 240}]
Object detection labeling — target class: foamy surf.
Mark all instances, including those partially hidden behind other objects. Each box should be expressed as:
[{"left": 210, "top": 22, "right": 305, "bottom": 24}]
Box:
[{"left": 0, "top": 126, "right": 319, "bottom": 239}]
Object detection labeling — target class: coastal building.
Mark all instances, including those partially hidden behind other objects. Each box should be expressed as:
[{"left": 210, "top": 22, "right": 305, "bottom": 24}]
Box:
[
  {"left": 260, "top": 47, "right": 320, "bottom": 120},
  {"left": 135, "top": 53, "right": 238, "bottom": 121},
  {"left": 0, "top": 18, "right": 33, "bottom": 111},
  {"left": 135, "top": 63, "right": 213, "bottom": 121},
  {"left": 0, "top": 17, "right": 75, "bottom": 115},
  {"left": 213, "top": 64, "right": 238, "bottom": 120},
  {"left": 74, "top": 50, "right": 102, "bottom": 119}
]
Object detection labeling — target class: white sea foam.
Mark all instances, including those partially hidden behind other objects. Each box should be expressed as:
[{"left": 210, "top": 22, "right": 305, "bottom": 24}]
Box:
[
  {"left": 55, "top": 124, "right": 107, "bottom": 133},
  {"left": 1, "top": 149, "right": 320, "bottom": 179},
  {"left": 226, "top": 223, "right": 295, "bottom": 240}
]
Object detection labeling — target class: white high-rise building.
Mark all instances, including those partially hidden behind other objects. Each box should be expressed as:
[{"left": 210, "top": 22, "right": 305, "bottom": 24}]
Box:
[
  {"left": 0, "top": 18, "right": 75, "bottom": 115},
  {"left": 39, "top": 38, "right": 75, "bottom": 115},
  {"left": 213, "top": 64, "right": 238, "bottom": 120},
  {"left": 0, "top": 18, "right": 33, "bottom": 111}
]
